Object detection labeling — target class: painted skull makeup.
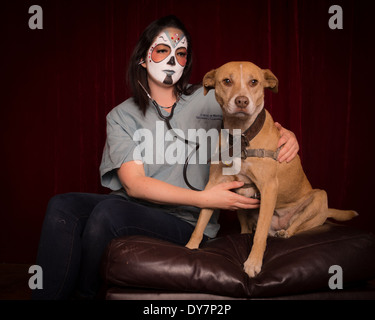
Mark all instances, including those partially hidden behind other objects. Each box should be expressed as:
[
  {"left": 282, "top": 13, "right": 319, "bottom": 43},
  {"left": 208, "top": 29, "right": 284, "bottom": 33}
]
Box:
[{"left": 146, "top": 29, "right": 188, "bottom": 86}]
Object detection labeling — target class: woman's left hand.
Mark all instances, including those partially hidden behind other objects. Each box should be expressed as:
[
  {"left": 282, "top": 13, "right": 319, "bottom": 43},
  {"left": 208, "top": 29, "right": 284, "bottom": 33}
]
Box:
[{"left": 274, "top": 122, "right": 300, "bottom": 163}]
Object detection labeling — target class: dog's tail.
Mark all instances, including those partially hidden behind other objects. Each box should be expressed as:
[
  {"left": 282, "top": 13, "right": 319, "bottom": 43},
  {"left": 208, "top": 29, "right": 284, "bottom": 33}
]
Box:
[{"left": 327, "top": 208, "right": 358, "bottom": 221}]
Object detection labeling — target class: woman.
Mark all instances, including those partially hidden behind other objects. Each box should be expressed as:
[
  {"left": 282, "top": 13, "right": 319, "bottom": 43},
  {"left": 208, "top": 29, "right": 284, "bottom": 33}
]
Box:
[{"left": 33, "top": 15, "right": 299, "bottom": 300}]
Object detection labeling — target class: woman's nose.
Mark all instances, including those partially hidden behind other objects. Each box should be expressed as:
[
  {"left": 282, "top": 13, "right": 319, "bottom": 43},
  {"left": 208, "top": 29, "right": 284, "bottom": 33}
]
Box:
[{"left": 167, "top": 56, "right": 176, "bottom": 66}]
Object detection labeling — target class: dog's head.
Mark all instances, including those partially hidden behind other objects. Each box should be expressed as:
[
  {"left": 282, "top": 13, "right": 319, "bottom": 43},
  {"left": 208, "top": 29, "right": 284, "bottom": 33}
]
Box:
[{"left": 203, "top": 61, "right": 278, "bottom": 118}]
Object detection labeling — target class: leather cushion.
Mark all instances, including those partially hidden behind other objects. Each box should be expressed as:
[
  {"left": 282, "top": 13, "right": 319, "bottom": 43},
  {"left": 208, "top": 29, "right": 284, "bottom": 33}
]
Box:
[{"left": 101, "top": 223, "right": 375, "bottom": 298}]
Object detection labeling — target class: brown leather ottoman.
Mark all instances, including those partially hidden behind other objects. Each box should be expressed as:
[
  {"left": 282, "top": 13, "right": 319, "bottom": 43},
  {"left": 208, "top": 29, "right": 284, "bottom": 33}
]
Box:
[{"left": 101, "top": 223, "right": 375, "bottom": 300}]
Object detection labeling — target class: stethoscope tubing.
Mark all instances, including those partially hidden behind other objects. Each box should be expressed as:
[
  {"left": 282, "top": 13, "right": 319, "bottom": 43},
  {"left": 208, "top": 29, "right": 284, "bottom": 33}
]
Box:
[
  {"left": 138, "top": 80, "right": 201, "bottom": 191},
  {"left": 152, "top": 100, "right": 201, "bottom": 191}
]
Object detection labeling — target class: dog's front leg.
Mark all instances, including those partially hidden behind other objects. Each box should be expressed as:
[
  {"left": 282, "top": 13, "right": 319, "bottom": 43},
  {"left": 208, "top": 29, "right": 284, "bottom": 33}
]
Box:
[
  {"left": 186, "top": 208, "right": 214, "bottom": 249},
  {"left": 238, "top": 209, "right": 258, "bottom": 234},
  {"left": 243, "top": 181, "right": 278, "bottom": 277}
]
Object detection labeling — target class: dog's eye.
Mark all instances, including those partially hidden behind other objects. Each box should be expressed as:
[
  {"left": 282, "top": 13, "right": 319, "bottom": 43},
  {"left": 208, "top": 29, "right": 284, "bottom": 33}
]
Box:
[
  {"left": 250, "top": 79, "right": 258, "bottom": 87},
  {"left": 223, "top": 78, "right": 232, "bottom": 86}
]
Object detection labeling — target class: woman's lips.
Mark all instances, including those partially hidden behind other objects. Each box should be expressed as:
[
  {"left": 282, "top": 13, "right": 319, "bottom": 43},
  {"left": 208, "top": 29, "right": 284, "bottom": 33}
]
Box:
[{"left": 163, "top": 70, "right": 175, "bottom": 76}]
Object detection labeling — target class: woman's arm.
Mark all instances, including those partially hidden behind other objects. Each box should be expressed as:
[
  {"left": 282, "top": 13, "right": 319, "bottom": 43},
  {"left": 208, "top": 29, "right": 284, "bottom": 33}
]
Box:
[
  {"left": 117, "top": 124, "right": 298, "bottom": 209},
  {"left": 118, "top": 161, "right": 260, "bottom": 210}
]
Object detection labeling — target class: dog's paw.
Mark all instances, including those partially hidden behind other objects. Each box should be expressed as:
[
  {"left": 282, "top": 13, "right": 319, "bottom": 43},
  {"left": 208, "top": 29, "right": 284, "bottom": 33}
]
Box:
[
  {"left": 274, "top": 229, "right": 290, "bottom": 238},
  {"left": 243, "top": 258, "right": 262, "bottom": 278}
]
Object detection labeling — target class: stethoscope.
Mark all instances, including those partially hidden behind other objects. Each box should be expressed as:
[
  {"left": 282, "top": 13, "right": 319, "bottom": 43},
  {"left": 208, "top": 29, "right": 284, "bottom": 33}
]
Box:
[{"left": 138, "top": 81, "right": 201, "bottom": 191}]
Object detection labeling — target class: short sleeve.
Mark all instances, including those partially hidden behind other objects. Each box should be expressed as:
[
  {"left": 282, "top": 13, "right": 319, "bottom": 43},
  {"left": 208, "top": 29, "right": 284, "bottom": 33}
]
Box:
[{"left": 99, "top": 109, "right": 140, "bottom": 191}]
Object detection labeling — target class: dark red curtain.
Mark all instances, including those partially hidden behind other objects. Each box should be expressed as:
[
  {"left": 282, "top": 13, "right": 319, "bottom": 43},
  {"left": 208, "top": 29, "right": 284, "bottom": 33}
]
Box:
[{"left": 1, "top": 0, "right": 374, "bottom": 263}]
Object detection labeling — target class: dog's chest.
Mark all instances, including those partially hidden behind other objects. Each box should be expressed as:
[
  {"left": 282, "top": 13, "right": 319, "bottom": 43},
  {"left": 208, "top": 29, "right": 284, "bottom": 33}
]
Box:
[
  {"left": 231, "top": 161, "right": 258, "bottom": 197},
  {"left": 236, "top": 159, "right": 261, "bottom": 183}
]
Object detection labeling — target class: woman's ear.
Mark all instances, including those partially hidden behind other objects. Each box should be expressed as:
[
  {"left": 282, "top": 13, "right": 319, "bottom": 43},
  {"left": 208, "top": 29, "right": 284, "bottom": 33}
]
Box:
[
  {"left": 203, "top": 69, "right": 216, "bottom": 95},
  {"left": 263, "top": 69, "right": 278, "bottom": 93},
  {"left": 139, "top": 59, "right": 147, "bottom": 68}
]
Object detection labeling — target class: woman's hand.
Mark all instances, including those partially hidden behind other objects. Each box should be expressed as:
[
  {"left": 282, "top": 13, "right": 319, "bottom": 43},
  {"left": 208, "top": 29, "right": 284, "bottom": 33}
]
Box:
[
  {"left": 274, "top": 122, "right": 300, "bottom": 163},
  {"left": 198, "top": 181, "right": 260, "bottom": 210},
  {"left": 119, "top": 162, "right": 260, "bottom": 210}
]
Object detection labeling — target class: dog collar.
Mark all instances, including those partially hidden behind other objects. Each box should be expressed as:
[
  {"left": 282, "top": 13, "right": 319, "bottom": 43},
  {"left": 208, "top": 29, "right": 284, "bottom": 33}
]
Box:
[
  {"left": 227, "top": 108, "right": 265, "bottom": 158},
  {"left": 238, "top": 108, "right": 266, "bottom": 148},
  {"left": 227, "top": 108, "right": 283, "bottom": 161}
]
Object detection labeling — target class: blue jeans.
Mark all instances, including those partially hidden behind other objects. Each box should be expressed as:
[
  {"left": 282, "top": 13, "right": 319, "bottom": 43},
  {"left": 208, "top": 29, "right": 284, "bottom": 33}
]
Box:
[{"left": 32, "top": 192, "right": 206, "bottom": 299}]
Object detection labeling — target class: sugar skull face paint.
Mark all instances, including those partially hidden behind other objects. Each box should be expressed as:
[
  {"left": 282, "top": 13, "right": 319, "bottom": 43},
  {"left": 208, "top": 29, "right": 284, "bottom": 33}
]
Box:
[{"left": 146, "top": 28, "right": 188, "bottom": 86}]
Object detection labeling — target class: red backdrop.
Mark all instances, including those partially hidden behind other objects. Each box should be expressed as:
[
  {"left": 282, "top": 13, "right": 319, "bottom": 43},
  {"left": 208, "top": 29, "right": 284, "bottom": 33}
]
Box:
[{"left": 1, "top": 0, "right": 374, "bottom": 263}]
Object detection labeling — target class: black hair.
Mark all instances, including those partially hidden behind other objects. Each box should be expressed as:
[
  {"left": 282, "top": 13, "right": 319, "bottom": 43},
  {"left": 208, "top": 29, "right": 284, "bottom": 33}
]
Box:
[{"left": 127, "top": 15, "right": 200, "bottom": 115}]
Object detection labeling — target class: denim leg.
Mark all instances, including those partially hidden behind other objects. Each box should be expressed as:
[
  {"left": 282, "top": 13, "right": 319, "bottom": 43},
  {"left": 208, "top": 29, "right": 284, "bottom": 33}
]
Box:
[
  {"left": 32, "top": 192, "right": 121, "bottom": 300},
  {"left": 77, "top": 198, "right": 204, "bottom": 298}
]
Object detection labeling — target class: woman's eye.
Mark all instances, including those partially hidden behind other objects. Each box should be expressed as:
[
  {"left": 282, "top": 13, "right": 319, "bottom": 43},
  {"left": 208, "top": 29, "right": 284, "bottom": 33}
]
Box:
[
  {"left": 223, "top": 78, "right": 232, "bottom": 86},
  {"left": 176, "top": 48, "right": 188, "bottom": 66},
  {"left": 151, "top": 44, "right": 172, "bottom": 62},
  {"left": 250, "top": 79, "right": 258, "bottom": 87}
]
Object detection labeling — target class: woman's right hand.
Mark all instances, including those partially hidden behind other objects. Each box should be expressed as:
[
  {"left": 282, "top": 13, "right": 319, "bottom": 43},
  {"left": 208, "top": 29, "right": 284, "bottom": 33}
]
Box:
[
  {"left": 198, "top": 181, "right": 260, "bottom": 211},
  {"left": 119, "top": 161, "right": 260, "bottom": 211}
]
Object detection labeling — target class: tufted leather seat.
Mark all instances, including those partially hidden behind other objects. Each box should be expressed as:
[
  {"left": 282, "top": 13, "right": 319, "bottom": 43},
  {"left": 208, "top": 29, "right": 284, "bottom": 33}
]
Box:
[{"left": 101, "top": 222, "right": 375, "bottom": 300}]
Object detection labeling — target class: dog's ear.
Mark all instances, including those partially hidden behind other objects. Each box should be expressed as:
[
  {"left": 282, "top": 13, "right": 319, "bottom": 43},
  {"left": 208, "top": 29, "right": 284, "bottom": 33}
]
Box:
[
  {"left": 263, "top": 69, "right": 278, "bottom": 93},
  {"left": 203, "top": 69, "right": 216, "bottom": 95}
]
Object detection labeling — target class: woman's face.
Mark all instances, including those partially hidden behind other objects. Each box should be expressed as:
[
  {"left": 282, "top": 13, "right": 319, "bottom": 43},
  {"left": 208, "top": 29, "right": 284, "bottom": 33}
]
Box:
[{"left": 144, "top": 27, "right": 188, "bottom": 86}]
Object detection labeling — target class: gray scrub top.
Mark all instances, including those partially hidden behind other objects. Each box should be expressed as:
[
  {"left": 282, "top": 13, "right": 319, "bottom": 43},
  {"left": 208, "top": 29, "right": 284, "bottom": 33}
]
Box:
[{"left": 99, "top": 87, "right": 223, "bottom": 238}]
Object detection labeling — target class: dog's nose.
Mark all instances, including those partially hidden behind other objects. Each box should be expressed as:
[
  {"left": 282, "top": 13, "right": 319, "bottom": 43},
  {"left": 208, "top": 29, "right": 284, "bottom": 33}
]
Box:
[{"left": 235, "top": 96, "right": 249, "bottom": 109}]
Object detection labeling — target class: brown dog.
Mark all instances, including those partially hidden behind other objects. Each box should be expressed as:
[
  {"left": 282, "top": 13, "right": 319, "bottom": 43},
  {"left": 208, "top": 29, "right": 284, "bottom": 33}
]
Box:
[{"left": 185, "top": 61, "right": 358, "bottom": 278}]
